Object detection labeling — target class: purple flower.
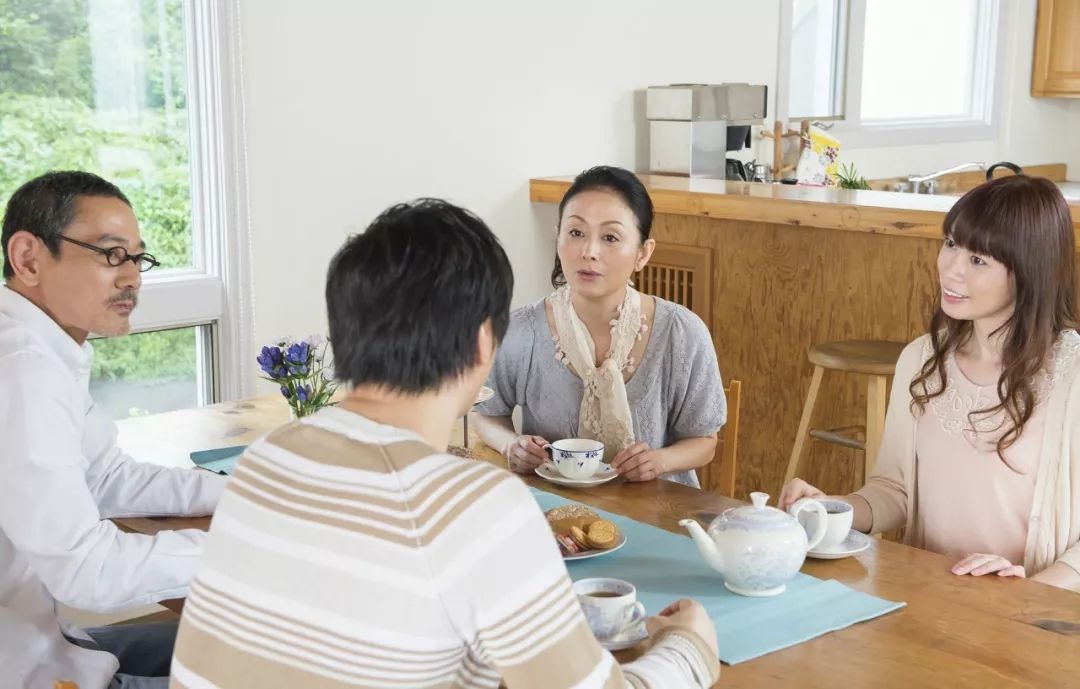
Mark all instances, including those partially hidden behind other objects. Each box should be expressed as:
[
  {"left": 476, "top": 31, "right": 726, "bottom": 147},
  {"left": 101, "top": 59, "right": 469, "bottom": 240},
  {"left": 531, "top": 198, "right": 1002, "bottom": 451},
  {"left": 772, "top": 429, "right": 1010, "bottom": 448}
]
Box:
[
  {"left": 285, "top": 342, "right": 310, "bottom": 365},
  {"left": 258, "top": 346, "right": 285, "bottom": 377},
  {"left": 283, "top": 342, "right": 312, "bottom": 376},
  {"left": 296, "top": 384, "right": 312, "bottom": 403},
  {"left": 280, "top": 385, "right": 290, "bottom": 398}
]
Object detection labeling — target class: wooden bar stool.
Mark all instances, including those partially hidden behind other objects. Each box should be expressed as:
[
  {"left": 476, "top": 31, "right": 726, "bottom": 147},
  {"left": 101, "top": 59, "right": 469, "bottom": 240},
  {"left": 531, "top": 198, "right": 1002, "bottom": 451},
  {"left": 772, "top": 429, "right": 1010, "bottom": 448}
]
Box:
[{"left": 784, "top": 340, "right": 907, "bottom": 490}]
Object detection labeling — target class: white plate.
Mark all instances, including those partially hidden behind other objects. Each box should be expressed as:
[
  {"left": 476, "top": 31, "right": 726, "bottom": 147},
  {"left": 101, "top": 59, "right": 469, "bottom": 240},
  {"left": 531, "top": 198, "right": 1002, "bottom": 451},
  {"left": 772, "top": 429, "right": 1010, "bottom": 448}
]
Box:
[
  {"left": 807, "top": 529, "right": 872, "bottom": 560},
  {"left": 474, "top": 386, "right": 494, "bottom": 405},
  {"left": 535, "top": 462, "right": 618, "bottom": 487},
  {"left": 598, "top": 623, "right": 648, "bottom": 651},
  {"left": 563, "top": 533, "right": 627, "bottom": 561}
]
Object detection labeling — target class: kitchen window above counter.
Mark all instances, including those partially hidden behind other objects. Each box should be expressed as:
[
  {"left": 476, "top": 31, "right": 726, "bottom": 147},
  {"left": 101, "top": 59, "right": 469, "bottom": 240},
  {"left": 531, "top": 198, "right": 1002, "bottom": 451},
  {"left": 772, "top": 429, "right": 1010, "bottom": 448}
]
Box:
[{"left": 778, "top": 0, "right": 1002, "bottom": 147}]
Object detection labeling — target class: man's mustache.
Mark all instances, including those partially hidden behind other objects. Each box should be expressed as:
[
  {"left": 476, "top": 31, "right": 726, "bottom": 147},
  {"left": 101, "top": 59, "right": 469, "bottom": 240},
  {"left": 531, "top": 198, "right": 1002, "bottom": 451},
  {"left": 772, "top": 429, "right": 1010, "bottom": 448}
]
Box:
[{"left": 108, "top": 291, "right": 138, "bottom": 307}]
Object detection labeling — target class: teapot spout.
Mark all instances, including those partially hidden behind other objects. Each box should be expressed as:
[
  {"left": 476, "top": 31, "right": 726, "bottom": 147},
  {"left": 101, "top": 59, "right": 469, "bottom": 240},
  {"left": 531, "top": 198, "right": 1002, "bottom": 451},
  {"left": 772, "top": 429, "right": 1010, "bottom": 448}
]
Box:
[{"left": 679, "top": 518, "right": 725, "bottom": 574}]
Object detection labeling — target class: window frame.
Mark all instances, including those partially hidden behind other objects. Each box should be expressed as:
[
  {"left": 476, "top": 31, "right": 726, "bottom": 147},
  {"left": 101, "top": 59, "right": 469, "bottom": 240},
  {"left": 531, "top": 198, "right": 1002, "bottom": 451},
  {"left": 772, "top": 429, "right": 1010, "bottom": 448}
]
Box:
[
  {"left": 776, "top": 0, "right": 1005, "bottom": 148},
  {"left": 776, "top": 0, "right": 850, "bottom": 123},
  {"left": 121, "top": 0, "right": 253, "bottom": 405}
]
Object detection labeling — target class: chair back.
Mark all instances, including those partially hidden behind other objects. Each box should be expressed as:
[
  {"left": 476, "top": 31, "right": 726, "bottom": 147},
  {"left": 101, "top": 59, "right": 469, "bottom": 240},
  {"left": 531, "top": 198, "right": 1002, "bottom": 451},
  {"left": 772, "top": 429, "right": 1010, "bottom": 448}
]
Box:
[{"left": 697, "top": 379, "right": 742, "bottom": 497}]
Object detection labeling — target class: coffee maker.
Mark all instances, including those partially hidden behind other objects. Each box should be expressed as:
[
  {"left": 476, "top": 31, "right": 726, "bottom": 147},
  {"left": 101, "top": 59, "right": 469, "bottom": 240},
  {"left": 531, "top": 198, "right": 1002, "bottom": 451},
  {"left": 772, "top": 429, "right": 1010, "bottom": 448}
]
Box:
[{"left": 646, "top": 83, "right": 768, "bottom": 180}]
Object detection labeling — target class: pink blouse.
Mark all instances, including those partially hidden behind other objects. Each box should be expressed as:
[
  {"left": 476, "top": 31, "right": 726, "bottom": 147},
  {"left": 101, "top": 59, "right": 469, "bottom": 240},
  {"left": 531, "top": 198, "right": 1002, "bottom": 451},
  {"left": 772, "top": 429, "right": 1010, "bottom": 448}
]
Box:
[{"left": 912, "top": 353, "right": 1046, "bottom": 565}]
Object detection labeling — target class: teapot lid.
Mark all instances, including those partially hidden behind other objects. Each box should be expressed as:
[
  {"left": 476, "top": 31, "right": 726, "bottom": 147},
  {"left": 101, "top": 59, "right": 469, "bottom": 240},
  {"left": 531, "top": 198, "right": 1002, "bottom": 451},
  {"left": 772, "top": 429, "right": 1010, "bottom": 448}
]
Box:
[{"left": 715, "top": 492, "right": 795, "bottom": 532}]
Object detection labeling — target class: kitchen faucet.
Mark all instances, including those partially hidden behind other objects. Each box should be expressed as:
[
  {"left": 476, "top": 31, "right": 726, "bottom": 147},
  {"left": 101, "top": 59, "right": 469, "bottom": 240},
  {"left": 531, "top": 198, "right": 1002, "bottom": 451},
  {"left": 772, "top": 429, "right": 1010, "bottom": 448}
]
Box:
[{"left": 903, "top": 162, "right": 987, "bottom": 194}]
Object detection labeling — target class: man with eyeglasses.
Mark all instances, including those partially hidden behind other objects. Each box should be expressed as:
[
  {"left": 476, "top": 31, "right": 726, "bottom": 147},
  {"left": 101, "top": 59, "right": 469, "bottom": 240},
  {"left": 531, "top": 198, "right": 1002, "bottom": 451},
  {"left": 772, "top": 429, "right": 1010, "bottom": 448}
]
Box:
[{"left": 0, "top": 171, "right": 227, "bottom": 689}]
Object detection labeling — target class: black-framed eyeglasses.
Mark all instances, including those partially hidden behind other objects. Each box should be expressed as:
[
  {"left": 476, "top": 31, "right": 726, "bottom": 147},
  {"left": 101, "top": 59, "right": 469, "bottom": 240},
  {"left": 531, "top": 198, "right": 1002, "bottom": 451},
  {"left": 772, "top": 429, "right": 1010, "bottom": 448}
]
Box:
[{"left": 57, "top": 235, "right": 161, "bottom": 273}]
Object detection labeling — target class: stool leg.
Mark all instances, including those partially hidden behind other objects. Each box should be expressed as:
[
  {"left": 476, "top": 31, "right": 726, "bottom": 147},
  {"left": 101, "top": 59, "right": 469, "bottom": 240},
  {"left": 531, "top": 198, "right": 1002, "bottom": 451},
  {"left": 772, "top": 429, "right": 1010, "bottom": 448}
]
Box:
[
  {"left": 784, "top": 366, "right": 824, "bottom": 486},
  {"left": 864, "top": 374, "right": 888, "bottom": 483}
]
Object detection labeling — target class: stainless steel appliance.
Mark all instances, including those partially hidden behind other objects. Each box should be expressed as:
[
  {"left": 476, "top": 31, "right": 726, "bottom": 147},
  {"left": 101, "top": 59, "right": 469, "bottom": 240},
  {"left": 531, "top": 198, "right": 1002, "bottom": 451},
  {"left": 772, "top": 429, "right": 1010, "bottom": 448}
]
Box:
[{"left": 646, "top": 83, "right": 767, "bottom": 179}]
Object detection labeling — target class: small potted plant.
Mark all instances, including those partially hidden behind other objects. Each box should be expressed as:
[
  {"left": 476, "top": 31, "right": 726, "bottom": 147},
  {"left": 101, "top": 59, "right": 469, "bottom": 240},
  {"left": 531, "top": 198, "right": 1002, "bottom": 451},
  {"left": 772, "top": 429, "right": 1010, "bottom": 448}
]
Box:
[
  {"left": 256, "top": 336, "right": 337, "bottom": 418},
  {"left": 836, "top": 162, "right": 872, "bottom": 190}
]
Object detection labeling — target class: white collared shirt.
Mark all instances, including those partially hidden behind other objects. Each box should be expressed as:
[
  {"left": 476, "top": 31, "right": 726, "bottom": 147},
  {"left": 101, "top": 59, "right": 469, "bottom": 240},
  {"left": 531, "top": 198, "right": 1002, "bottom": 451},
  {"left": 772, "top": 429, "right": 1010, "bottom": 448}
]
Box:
[{"left": 0, "top": 286, "right": 227, "bottom": 689}]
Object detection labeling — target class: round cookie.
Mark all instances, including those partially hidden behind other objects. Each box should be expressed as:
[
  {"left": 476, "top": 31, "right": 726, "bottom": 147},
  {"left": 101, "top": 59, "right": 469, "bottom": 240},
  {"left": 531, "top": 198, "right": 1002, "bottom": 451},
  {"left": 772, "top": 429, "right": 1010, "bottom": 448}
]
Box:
[
  {"left": 588, "top": 519, "right": 617, "bottom": 534},
  {"left": 586, "top": 528, "right": 618, "bottom": 550},
  {"left": 569, "top": 525, "right": 591, "bottom": 549}
]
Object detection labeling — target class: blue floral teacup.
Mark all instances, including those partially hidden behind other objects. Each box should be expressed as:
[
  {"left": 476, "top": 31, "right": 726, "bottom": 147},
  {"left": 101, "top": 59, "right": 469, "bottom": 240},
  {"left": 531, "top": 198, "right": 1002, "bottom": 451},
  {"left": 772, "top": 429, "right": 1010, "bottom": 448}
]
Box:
[
  {"left": 572, "top": 577, "right": 646, "bottom": 640},
  {"left": 545, "top": 438, "right": 604, "bottom": 480}
]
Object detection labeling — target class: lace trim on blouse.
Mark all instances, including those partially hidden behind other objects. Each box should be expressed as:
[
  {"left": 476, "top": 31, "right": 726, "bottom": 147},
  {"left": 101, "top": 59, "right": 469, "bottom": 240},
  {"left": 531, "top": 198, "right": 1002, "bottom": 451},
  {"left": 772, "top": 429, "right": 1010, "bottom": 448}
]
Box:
[{"left": 925, "top": 330, "right": 1080, "bottom": 447}]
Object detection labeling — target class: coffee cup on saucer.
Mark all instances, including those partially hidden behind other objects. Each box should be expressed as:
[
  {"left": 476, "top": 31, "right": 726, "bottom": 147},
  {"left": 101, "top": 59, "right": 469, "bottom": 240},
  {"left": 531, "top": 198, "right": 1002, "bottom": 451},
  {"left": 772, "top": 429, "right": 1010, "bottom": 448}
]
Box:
[
  {"left": 546, "top": 438, "right": 604, "bottom": 480},
  {"left": 572, "top": 577, "right": 646, "bottom": 641},
  {"left": 790, "top": 498, "right": 854, "bottom": 550}
]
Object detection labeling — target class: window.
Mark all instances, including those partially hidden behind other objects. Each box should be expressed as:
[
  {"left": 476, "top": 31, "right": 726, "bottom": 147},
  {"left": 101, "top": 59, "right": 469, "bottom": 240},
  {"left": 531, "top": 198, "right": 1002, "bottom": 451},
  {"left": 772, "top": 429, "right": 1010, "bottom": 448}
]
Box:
[
  {"left": 0, "top": 0, "right": 252, "bottom": 416},
  {"left": 88, "top": 325, "right": 212, "bottom": 418},
  {"left": 777, "top": 0, "right": 1003, "bottom": 146},
  {"left": 779, "top": 0, "right": 848, "bottom": 121}
]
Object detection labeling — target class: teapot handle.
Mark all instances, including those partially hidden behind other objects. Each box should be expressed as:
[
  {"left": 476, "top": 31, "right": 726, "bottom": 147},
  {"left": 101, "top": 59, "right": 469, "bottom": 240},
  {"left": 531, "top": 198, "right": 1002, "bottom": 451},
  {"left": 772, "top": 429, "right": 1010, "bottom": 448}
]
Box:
[{"left": 788, "top": 498, "right": 829, "bottom": 551}]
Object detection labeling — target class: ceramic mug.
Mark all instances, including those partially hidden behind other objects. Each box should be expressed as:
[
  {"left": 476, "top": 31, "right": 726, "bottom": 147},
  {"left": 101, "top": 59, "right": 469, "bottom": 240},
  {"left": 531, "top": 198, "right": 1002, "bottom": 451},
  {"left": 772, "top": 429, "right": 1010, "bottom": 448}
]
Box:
[
  {"left": 572, "top": 577, "right": 646, "bottom": 640},
  {"left": 546, "top": 438, "right": 604, "bottom": 480},
  {"left": 790, "top": 498, "right": 853, "bottom": 550}
]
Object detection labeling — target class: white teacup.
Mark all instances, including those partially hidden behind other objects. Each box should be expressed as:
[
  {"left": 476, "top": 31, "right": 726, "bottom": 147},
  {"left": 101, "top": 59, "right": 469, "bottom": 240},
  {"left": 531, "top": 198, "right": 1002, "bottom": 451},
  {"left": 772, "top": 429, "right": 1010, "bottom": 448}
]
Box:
[
  {"left": 547, "top": 438, "right": 604, "bottom": 480},
  {"left": 790, "top": 498, "right": 853, "bottom": 550},
  {"left": 572, "top": 577, "right": 646, "bottom": 640}
]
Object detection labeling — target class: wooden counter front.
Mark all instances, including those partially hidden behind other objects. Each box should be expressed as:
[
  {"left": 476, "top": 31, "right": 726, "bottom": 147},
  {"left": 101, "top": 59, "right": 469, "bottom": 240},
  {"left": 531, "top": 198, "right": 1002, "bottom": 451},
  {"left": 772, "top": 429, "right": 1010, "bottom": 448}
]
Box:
[{"left": 529, "top": 175, "right": 1080, "bottom": 500}]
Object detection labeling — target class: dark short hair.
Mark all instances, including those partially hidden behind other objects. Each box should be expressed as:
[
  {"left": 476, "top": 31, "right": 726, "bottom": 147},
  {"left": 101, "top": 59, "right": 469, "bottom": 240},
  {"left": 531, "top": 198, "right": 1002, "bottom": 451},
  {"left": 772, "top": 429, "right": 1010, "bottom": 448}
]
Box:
[
  {"left": 2, "top": 171, "right": 131, "bottom": 279},
  {"left": 326, "top": 198, "right": 514, "bottom": 393},
  {"left": 552, "top": 165, "right": 654, "bottom": 287}
]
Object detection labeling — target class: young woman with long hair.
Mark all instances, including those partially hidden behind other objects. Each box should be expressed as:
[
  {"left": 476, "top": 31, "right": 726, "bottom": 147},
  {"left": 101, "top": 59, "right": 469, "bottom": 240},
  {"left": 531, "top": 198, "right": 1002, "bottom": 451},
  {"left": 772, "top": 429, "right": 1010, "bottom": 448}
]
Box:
[{"left": 781, "top": 174, "right": 1080, "bottom": 591}]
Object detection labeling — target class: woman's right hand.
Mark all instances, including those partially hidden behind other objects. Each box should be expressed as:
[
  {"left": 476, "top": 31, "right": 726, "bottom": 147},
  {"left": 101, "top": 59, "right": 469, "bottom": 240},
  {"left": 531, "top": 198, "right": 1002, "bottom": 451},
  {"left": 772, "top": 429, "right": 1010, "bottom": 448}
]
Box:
[
  {"left": 778, "top": 478, "right": 827, "bottom": 511},
  {"left": 646, "top": 598, "right": 719, "bottom": 659},
  {"left": 504, "top": 434, "right": 550, "bottom": 474}
]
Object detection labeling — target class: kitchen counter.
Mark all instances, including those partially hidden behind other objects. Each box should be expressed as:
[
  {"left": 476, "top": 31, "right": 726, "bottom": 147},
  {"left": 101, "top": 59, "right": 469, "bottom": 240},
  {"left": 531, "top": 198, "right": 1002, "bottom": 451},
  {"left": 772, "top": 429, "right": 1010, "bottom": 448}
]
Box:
[{"left": 530, "top": 174, "right": 1080, "bottom": 243}]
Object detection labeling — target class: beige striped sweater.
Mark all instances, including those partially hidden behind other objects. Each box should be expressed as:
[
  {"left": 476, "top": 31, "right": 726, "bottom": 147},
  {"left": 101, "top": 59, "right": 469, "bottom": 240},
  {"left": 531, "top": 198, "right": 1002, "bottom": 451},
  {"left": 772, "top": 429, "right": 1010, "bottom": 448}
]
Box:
[{"left": 170, "top": 407, "right": 719, "bottom": 688}]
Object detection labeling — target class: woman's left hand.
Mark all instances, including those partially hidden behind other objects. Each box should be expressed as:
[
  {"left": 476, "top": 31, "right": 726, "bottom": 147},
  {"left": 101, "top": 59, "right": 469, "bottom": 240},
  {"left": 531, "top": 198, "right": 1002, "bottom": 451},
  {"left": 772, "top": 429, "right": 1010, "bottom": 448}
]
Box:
[
  {"left": 951, "top": 553, "right": 1026, "bottom": 578},
  {"left": 611, "top": 442, "right": 666, "bottom": 481}
]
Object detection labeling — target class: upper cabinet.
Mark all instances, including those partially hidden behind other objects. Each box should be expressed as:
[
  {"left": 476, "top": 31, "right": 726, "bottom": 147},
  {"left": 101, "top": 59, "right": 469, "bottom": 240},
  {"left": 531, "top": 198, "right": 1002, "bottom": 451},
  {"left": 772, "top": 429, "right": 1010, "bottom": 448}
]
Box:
[{"left": 1032, "top": 0, "right": 1080, "bottom": 97}]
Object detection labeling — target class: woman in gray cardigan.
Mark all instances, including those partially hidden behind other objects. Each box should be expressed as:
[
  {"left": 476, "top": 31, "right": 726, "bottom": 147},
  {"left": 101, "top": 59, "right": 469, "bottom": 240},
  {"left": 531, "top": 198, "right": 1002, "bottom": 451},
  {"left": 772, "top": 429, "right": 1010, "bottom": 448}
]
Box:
[{"left": 472, "top": 167, "right": 725, "bottom": 488}]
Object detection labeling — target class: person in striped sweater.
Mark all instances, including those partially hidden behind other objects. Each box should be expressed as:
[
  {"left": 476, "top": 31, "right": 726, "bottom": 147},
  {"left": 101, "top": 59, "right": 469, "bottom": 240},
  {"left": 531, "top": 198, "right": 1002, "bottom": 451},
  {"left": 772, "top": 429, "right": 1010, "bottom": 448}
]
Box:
[{"left": 170, "top": 199, "right": 721, "bottom": 688}]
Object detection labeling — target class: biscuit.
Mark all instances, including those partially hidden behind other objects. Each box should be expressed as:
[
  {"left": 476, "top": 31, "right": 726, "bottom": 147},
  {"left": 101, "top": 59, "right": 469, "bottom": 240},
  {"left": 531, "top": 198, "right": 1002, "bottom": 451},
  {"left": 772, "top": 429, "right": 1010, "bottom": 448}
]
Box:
[
  {"left": 555, "top": 533, "right": 580, "bottom": 555},
  {"left": 569, "top": 525, "right": 590, "bottom": 549},
  {"left": 588, "top": 519, "right": 617, "bottom": 534},
  {"left": 586, "top": 529, "right": 618, "bottom": 549},
  {"left": 545, "top": 505, "right": 598, "bottom": 522}
]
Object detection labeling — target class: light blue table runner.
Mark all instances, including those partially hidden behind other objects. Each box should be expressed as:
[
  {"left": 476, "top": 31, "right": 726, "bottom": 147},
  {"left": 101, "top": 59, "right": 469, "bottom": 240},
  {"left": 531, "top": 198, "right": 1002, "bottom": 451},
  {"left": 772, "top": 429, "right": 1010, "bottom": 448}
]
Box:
[
  {"left": 190, "top": 445, "right": 245, "bottom": 475},
  {"left": 532, "top": 489, "right": 905, "bottom": 664}
]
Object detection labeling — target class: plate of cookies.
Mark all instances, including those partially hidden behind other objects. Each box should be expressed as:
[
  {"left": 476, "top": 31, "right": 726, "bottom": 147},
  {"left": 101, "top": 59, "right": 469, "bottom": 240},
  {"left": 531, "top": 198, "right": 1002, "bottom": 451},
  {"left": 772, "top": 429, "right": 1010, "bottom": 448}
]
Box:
[{"left": 545, "top": 504, "right": 625, "bottom": 560}]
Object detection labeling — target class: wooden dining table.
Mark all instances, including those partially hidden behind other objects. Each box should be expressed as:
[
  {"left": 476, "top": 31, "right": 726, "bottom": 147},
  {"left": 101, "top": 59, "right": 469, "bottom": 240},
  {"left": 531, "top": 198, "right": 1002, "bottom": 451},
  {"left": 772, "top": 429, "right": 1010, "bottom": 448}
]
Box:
[{"left": 114, "top": 396, "right": 1080, "bottom": 689}]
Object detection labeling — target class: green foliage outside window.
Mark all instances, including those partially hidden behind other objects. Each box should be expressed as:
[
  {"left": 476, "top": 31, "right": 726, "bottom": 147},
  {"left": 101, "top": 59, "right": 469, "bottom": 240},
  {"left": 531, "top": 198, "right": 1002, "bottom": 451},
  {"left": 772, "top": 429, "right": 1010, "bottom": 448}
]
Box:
[{"left": 0, "top": 0, "right": 196, "bottom": 383}]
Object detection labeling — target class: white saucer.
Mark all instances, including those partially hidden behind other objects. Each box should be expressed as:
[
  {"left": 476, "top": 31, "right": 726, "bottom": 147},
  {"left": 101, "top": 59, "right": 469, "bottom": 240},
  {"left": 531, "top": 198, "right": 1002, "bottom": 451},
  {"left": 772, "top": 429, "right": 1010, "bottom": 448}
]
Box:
[
  {"left": 807, "top": 529, "right": 872, "bottom": 559},
  {"left": 535, "top": 463, "right": 618, "bottom": 487},
  {"left": 564, "top": 533, "right": 627, "bottom": 561},
  {"left": 597, "top": 622, "right": 648, "bottom": 651}
]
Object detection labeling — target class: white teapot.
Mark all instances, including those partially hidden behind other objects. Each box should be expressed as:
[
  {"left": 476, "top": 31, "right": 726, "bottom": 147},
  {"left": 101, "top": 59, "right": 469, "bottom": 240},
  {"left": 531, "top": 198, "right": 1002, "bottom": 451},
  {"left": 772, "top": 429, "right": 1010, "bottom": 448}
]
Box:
[{"left": 679, "top": 492, "right": 827, "bottom": 597}]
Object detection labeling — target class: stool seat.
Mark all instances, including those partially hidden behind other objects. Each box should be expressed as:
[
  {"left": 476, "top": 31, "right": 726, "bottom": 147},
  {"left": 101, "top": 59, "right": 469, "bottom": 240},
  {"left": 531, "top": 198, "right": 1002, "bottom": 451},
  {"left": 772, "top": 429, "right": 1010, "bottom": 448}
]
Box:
[{"left": 808, "top": 340, "right": 907, "bottom": 376}]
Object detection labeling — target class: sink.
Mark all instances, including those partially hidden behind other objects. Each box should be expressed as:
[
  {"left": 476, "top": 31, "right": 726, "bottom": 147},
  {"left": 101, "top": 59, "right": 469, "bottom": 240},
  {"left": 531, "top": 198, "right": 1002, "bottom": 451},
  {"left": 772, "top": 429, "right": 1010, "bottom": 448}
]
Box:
[{"left": 889, "top": 179, "right": 1079, "bottom": 202}]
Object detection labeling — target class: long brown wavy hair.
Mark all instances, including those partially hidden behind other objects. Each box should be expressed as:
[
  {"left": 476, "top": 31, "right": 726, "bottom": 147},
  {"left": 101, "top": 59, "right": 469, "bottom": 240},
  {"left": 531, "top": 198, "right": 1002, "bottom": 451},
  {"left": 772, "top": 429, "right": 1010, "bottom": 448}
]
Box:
[{"left": 910, "top": 174, "right": 1078, "bottom": 462}]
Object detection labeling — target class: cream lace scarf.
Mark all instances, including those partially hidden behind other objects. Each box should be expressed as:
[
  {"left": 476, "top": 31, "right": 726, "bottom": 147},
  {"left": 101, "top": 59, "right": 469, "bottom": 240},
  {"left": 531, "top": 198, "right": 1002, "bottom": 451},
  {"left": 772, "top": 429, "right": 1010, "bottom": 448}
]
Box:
[{"left": 549, "top": 284, "right": 646, "bottom": 459}]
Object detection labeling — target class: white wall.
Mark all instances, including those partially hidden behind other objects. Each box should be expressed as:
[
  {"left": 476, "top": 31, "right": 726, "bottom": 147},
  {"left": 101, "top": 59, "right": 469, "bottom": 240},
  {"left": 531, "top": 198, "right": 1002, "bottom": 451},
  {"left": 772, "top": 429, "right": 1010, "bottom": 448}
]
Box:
[
  {"left": 1069, "top": 102, "right": 1080, "bottom": 177},
  {"left": 239, "top": 0, "right": 780, "bottom": 354},
  {"left": 237, "top": 0, "right": 1074, "bottom": 373},
  {"left": 244, "top": 0, "right": 781, "bottom": 349}
]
